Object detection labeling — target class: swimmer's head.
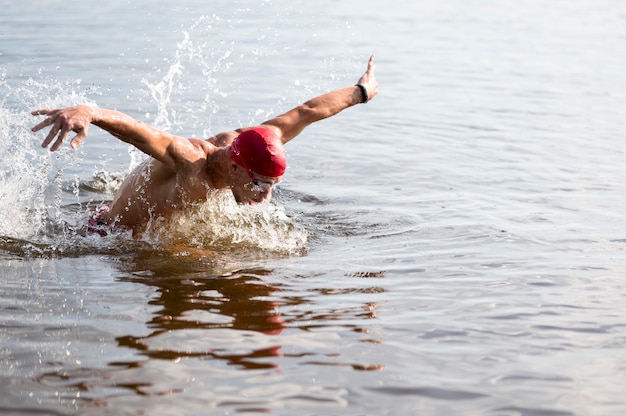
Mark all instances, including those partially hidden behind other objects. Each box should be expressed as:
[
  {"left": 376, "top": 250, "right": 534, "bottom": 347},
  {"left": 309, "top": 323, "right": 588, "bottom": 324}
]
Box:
[{"left": 229, "top": 127, "right": 286, "bottom": 178}]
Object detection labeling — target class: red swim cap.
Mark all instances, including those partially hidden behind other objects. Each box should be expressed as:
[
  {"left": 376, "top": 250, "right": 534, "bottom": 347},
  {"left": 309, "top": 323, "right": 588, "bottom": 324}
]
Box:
[{"left": 229, "top": 127, "right": 286, "bottom": 177}]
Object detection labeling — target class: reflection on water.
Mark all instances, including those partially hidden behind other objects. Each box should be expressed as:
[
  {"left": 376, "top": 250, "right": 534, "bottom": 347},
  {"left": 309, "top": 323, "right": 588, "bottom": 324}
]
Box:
[
  {"left": 116, "top": 266, "right": 286, "bottom": 368},
  {"left": 4, "top": 252, "right": 385, "bottom": 411}
]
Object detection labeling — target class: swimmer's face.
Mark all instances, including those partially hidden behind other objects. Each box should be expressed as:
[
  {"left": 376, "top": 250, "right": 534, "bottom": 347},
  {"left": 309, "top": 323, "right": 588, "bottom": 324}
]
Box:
[{"left": 231, "top": 164, "right": 281, "bottom": 205}]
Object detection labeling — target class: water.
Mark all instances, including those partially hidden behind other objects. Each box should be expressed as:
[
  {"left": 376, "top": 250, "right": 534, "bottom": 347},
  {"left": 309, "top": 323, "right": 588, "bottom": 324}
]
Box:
[{"left": 1, "top": 0, "right": 626, "bottom": 414}]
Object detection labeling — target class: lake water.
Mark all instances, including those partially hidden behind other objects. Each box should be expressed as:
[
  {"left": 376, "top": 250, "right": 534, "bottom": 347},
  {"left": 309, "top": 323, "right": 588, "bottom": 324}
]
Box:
[{"left": 1, "top": 0, "right": 626, "bottom": 415}]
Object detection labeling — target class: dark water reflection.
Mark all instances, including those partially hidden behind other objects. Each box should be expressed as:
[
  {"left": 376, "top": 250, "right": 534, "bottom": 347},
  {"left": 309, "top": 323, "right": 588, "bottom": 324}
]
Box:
[
  {"left": 10, "top": 252, "right": 386, "bottom": 412},
  {"left": 117, "top": 264, "right": 286, "bottom": 369}
]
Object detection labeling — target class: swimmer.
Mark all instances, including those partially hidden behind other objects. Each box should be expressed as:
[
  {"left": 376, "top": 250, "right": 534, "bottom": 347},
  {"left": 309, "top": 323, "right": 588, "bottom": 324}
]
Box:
[{"left": 31, "top": 55, "right": 378, "bottom": 237}]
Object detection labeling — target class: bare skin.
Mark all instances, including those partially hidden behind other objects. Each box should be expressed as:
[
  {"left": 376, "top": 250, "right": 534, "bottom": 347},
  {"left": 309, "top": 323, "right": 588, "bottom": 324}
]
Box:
[{"left": 32, "top": 55, "right": 378, "bottom": 237}]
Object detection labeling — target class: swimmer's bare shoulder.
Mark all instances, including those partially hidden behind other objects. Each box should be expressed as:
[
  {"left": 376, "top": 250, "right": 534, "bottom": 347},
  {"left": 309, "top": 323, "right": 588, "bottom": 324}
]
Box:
[{"left": 207, "top": 131, "right": 240, "bottom": 147}]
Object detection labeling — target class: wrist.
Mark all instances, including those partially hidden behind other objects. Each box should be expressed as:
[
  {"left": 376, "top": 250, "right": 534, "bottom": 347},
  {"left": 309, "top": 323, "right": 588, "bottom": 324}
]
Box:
[
  {"left": 355, "top": 83, "right": 368, "bottom": 103},
  {"left": 88, "top": 106, "right": 102, "bottom": 125}
]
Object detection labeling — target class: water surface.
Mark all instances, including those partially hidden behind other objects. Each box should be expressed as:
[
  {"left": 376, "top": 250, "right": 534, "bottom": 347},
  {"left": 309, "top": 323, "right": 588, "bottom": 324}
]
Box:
[{"left": 2, "top": 1, "right": 626, "bottom": 415}]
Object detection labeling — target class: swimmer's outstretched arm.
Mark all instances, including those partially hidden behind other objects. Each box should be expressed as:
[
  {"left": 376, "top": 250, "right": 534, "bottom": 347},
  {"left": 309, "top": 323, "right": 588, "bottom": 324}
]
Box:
[
  {"left": 31, "top": 106, "right": 199, "bottom": 170},
  {"left": 262, "top": 54, "right": 378, "bottom": 145}
]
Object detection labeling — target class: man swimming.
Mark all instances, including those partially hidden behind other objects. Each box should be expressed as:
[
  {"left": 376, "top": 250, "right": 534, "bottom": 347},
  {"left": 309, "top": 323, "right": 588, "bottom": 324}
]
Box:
[{"left": 31, "top": 55, "right": 378, "bottom": 237}]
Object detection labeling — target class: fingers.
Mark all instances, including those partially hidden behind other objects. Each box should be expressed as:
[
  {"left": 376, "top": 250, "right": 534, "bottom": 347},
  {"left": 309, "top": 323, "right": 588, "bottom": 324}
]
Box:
[
  {"left": 363, "top": 54, "right": 375, "bottom": 76},
  {"left": 31, "top": 109, "right": 56, "bottom": 133},
  {"left": 31, "top": 109, "right": 53, "bottom": 116},
  {"left": 70, "top": 129, "right": 87, "bottom": 150},
  {"left": 32, "top": 107, "right": 86, "bottom": 151},
  {"left": 31, "top": 117, "right": 54, "bottom": 133},
  {"left": 43, "top": 126, "right": 86, "bottom": 152},
  {"left": 357, "top": 54, "right": 376, "bottom": 81},
  {"left": 41, "top": 122, "right": 61, "bottom": 149},
  {"left": 356, "top": 54, "right": 378, "bottom": 102},
  {"left": 50, "top": 127, "right": 70, "bottom": 152}
]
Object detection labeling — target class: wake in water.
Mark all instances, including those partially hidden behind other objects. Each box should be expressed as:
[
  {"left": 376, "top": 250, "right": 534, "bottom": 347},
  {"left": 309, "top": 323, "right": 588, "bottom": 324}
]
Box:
[
  {"left": 0, "top": 32, "right": 308, "bottom": 259},
  {"left": 149, "top": 191, "right": 307, "bottom": 257},
  {"left": 0, "top": 104, "right": 307, "bottom": 258}
]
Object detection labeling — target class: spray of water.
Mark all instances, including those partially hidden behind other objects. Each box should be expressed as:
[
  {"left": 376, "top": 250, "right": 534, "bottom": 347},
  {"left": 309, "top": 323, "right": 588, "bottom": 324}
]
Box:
[
  {"left": 0, "top": 75, "right": 91, "bottom": 246},
  {"left": 0, "top": 23, "right": 308, "bottom": 258},
  {"left": 148, "top": 191, "right": 307, "bottom": 257}
]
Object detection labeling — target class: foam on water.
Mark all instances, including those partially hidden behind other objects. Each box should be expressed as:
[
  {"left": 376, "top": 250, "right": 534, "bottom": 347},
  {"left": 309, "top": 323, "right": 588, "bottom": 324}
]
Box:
[{"left": 147, "top": 191, "right": 307, "bottom": 257}]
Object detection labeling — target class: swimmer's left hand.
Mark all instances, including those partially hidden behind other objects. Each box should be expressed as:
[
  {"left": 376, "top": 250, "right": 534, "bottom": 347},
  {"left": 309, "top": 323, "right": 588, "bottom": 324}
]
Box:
[
  {"left": 356, "top": 55, "right": 378, "bottom": 103},
  {"left": 31, "top": 105, "right": 94, "bottom": 151}
]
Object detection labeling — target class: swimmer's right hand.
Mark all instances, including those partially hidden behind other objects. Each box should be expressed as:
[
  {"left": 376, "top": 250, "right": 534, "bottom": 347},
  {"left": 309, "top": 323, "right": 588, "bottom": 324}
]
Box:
[{"left": 31, "top": 105, "right": 93, "bottom": 151}]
